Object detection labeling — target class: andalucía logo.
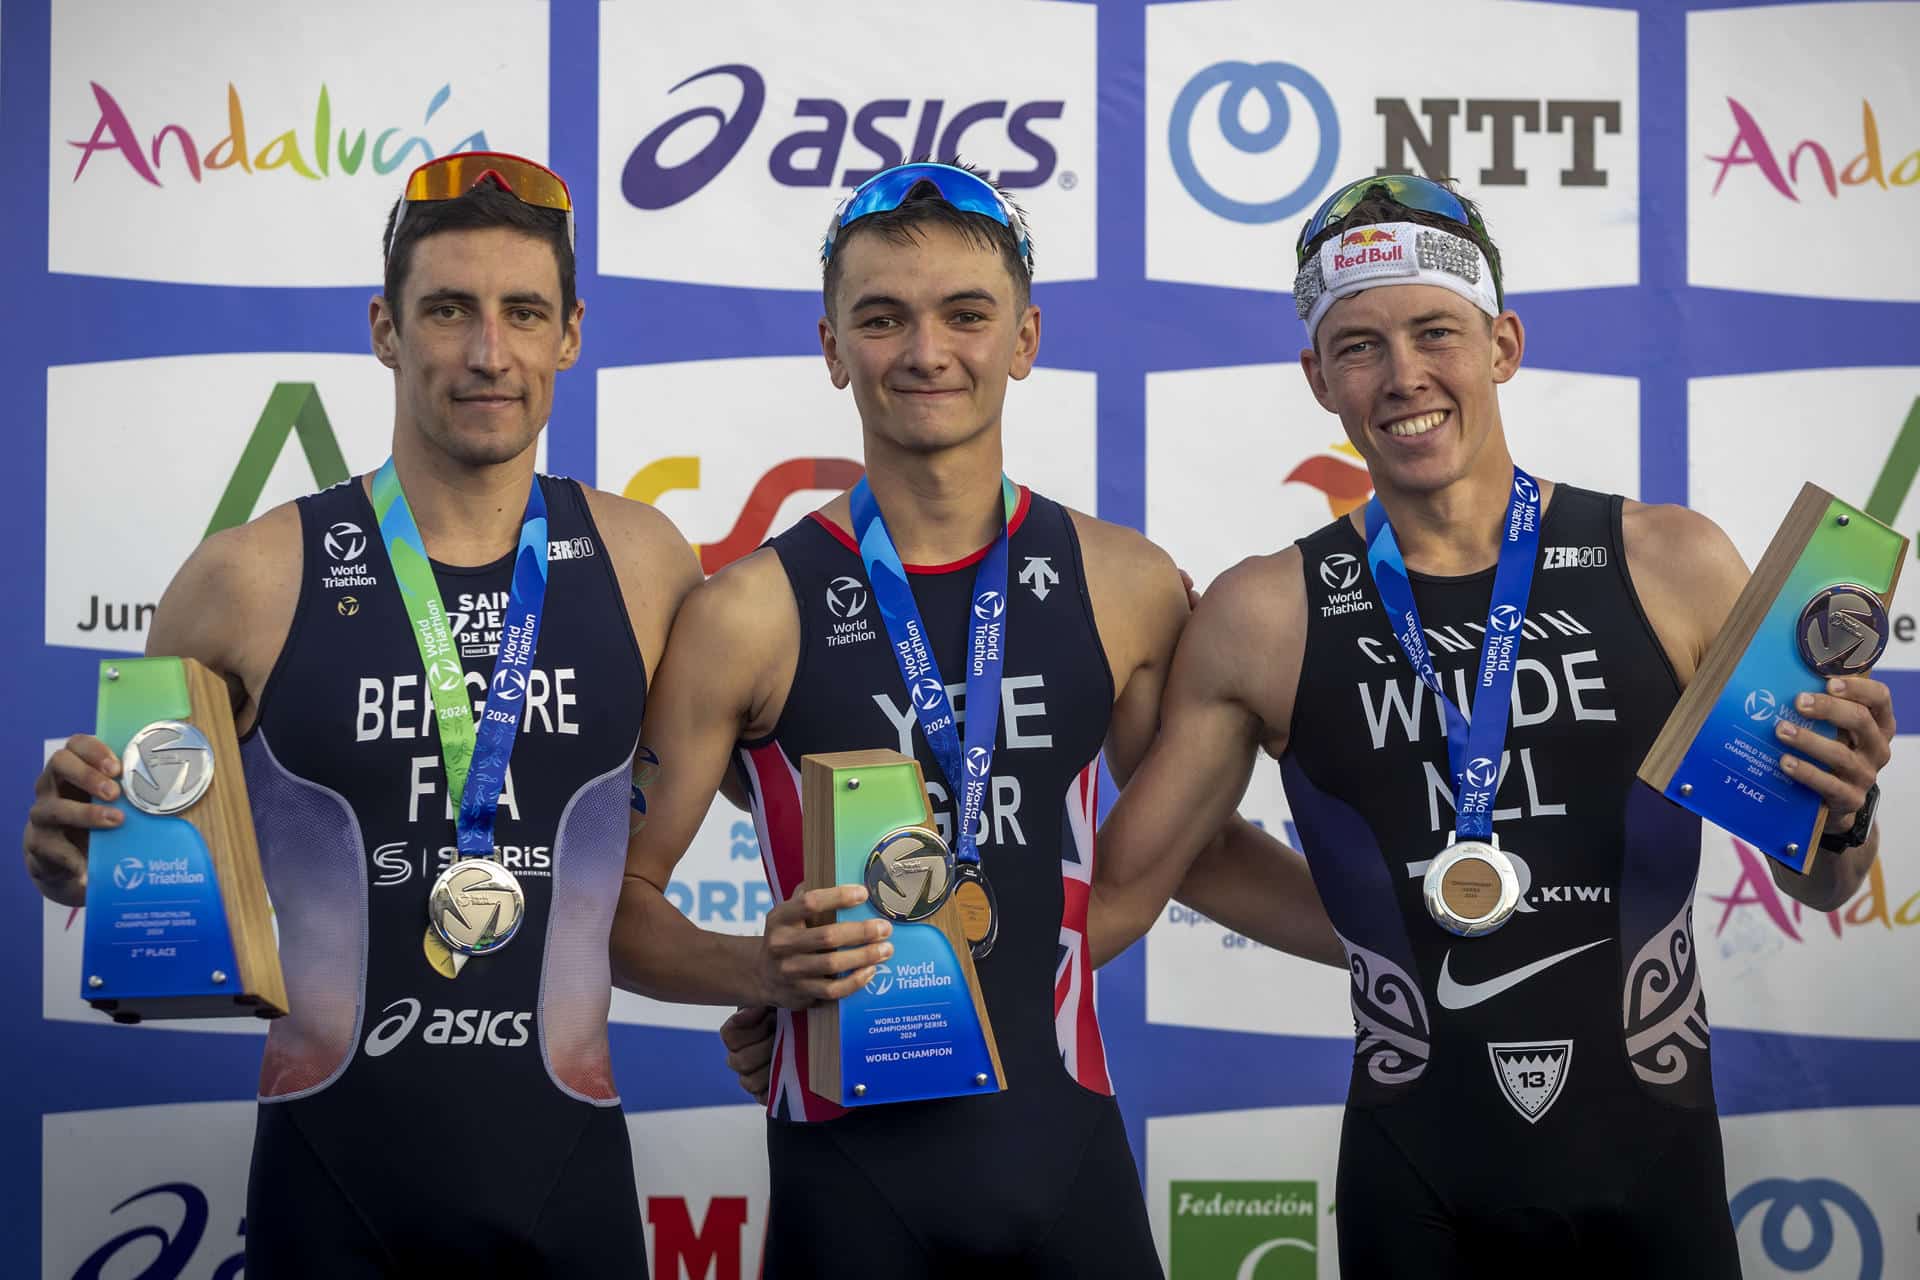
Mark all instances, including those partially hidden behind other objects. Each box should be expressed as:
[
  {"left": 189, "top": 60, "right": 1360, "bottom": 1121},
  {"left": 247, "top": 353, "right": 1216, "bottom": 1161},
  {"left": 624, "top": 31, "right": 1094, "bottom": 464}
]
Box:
[
  {"left": 1170, "top": 1180, "right": 1317, "bottom": 1279},
  {"left": 69, "top": 82, "right": 491, "bottom": 187},
  {"left": 1706, "top": 98, "right": 1919, "bottom": 201},
  {"left": 624, "top": 455, "right": 864, "bottom": 574}
]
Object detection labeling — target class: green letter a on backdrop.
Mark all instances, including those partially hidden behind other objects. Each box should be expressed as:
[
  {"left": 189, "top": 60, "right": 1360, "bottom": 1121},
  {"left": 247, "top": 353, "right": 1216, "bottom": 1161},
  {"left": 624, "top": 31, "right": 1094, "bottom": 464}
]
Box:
[{"left": 203, "top": 382, "right": 350, "bottom": 537}]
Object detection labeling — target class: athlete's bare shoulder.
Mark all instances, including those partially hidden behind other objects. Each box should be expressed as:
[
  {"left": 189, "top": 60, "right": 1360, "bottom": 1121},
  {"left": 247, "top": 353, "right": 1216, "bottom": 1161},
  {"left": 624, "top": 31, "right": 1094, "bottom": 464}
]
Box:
[
  {"left": 1181, "top": 545, "right": 1308, "bottom": 756},
  {"left": 1062, "top": 507, "right": 1189, "bottom": 688},
  {"left": 148, "top": 499, "right": 303, "bottom": 724},
  {"left": 668, "top": 544, "right": 802, "bottom": 737},
  {"left": 578, "top": 486, "right": 703, "bottom": 669},
  {"left": 1621, "top": 500, "right": 1750, "bottom": 683}
]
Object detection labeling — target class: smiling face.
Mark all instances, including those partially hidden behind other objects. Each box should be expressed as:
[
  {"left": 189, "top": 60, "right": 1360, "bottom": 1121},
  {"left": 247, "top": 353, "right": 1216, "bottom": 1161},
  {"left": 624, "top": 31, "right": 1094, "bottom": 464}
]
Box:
[
  {"left": 370, "top": 225, "right": 582, "bottom": 468},
  {"left": 819, "top": 221, "right": 1039, "bottom": 458},
  {"left": 1300, "top": 283, "right": 1524, "bottom": 500}
]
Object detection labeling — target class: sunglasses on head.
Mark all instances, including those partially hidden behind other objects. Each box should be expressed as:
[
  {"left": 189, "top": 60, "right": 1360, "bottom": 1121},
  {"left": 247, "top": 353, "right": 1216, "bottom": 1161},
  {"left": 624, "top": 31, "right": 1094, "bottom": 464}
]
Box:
[
  {"left": 386, "top": 151, "right": 574, "bottom": 261},
  {"left": 1295, "top": 173, "right": 1486, "bottom": 266},
  {"left": 821, "top": 162, "right": 1032, "bottom": 270}
]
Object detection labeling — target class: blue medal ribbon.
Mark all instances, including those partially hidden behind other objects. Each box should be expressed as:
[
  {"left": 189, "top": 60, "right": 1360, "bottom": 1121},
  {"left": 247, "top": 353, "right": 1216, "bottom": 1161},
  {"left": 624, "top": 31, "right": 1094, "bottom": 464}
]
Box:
[
  {"left": 1363, "top": 469, "right": 1543, "bottom": 842},
  {"left": 372, "top": 458, "right": 551, "bottom": 859},
  {"left": 849, "top": 476, "right": 1016, "bottom": 868}
]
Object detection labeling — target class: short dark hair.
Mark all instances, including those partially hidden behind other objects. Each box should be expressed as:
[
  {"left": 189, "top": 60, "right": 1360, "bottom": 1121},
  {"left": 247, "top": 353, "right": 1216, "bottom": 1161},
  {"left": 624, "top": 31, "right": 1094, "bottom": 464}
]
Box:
[
  {"left": 1307, "top": 180, "right": 1504, "bottom": 308},
  {"left": 821, "top": 179, "right": 1033, "bottom": 318},
  {"left": 381, "top": 179, "right": 576, "bottom": 330}
]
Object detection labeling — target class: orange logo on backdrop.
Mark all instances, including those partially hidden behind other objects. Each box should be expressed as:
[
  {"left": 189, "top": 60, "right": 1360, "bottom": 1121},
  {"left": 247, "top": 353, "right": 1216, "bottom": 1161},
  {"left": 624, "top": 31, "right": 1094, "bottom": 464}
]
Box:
[
  {"left": 625, "top": 457, "right": 863, "bottom": 574},
  {"left": 1285, "top": 442, "right": 1374, "bottom": 517}
]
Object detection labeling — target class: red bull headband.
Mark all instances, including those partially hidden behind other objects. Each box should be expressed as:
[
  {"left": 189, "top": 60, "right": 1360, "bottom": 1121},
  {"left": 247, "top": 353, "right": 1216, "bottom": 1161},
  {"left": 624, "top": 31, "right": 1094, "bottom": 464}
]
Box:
[{"left": 1294, "top": 221, "right": 1500, "bottom": 342}]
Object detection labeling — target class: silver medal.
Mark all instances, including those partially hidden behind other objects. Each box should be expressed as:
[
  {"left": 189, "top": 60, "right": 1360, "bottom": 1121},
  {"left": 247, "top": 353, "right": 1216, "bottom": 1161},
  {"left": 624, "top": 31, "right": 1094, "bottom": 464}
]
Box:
[
  {"left": 1424, "top": 834, "right": 1520, "bottom": 937},
  {"left": 427, "top": 859, "right": 526, "bottom": 956}
]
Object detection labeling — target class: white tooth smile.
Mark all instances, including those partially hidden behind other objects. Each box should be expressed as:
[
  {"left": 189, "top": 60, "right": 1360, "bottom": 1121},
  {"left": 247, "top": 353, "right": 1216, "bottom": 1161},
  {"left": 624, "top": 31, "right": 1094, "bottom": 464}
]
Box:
[{"left": 1385, "top": 410, "right": 1447, "bottom": 438}]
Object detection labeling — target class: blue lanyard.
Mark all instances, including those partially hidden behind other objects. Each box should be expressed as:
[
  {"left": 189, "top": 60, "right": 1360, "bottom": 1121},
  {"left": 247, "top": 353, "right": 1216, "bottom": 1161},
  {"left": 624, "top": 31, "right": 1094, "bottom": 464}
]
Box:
[
  {"left": 1363, "top": 469, "right": 1543, "bottom": 841},
  {"left": 849, "top": 476, "right": 1015, "bottom": 868},
  {"left": 372, "top": 458, "right": 551, "bottom": 858}
]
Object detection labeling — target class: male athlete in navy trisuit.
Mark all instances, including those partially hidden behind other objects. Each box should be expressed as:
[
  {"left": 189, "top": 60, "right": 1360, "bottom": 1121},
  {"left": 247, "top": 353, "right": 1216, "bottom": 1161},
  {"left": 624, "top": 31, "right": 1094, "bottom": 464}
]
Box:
[
  {"left": 609, "top": 163, "right": 1341, "bottom": 1277},
  {"left": 1092, "top": 176, "right": 1898, "bottom": 1277},
  {"left": 25, "top": 156, "right": 703, "bottom": 1276}
]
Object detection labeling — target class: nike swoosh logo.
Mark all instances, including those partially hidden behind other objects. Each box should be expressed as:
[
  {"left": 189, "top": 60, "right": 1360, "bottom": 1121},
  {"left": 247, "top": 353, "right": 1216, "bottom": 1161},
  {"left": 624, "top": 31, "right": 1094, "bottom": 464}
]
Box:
[{"left": 1436, "top": 939, "right": 1609, "bottom": 1010}]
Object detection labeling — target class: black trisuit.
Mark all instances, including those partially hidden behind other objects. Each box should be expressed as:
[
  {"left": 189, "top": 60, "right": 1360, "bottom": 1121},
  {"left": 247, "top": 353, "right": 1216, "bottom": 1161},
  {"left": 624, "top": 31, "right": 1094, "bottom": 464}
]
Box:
[
  {"left": 735, "top": 489, "right": 1163, "bottom": 1278},
  {"left": 239, "top": 476, "right": 649, "bottom": 1276},
  {"left": 1284, "top": 486, "right": 1742, "bottom": 1277}
]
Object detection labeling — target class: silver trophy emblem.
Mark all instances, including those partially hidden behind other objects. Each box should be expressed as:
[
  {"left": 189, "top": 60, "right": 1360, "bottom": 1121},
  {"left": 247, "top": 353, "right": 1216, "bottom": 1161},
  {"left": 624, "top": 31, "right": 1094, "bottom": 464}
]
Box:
[
  {"left": 121, "top": 721, "right": 216, "bottom": 816},
  {"left": 1796, "top": 584, "right": 1890, "bottom": 676},
  {"left": 863, "top": 827, "right": 956, "bottom": 923}
]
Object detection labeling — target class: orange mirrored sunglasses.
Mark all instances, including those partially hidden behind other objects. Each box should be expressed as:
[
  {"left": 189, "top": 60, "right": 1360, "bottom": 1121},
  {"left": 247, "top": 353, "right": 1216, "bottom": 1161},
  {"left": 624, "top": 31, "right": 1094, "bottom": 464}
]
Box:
[{"left": 386, "top": 151, "right": 574, "bottom": 259}]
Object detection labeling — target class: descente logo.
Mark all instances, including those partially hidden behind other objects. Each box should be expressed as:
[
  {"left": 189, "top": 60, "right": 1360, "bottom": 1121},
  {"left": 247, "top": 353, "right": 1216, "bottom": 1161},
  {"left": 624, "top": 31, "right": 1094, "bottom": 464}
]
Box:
[{"left": 362, "top": 997, "right": 532, "bottom": 1057}]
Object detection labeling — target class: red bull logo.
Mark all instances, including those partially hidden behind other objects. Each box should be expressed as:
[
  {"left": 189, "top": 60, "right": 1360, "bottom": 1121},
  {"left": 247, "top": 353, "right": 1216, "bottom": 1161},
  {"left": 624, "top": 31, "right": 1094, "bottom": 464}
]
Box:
[{"left": 1340, "top": 227, "right": 1399, "bottom": 248}]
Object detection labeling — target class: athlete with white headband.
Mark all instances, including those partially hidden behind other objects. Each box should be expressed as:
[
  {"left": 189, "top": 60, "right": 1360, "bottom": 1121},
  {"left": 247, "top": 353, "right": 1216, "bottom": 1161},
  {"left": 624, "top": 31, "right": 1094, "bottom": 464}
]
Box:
[{"left": 1086, "top": 174, "right": 1896, "bottom": 1276}]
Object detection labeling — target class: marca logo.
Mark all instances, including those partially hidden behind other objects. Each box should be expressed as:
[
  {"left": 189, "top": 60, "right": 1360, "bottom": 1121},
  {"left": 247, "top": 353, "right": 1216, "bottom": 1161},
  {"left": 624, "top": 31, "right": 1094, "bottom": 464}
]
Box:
[
  {"left": 361, "top": 996, "right": 532, "bottom": 1057},
  {"left": 647, "top": 1196, "right": 750, "bottom": 1280},
  {"left": 1488, "top": 1039, "right": 1572, "bottom": 1122},
  {"left": 68, "top": 81, "right": 490, "bottom": 189},
  {"left": 1169, "top": 1180, "right": 1317, "bottom": 1279},
  {"left": 621, "top": 63, "right": 1066, "bottom": 211},
  {"left": 1730, "top": 1177, "right": 1884, "bottom": 1278},
  {"left": 625, "top": 455, "right": 864, "bottom": 574}
]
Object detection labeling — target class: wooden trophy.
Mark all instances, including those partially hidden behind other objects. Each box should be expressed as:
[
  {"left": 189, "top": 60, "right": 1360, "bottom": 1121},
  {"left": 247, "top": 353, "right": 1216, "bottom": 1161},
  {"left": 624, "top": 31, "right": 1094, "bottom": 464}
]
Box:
[
  {"left": 803, "top": 750, "right": 1004, "bottom": 1106},
  {"left": 82, "top": 657, "right": 287, "bottom": 1022},
  {"left": 1640, "top": 484, "right": 1906, "bottom": 874}
]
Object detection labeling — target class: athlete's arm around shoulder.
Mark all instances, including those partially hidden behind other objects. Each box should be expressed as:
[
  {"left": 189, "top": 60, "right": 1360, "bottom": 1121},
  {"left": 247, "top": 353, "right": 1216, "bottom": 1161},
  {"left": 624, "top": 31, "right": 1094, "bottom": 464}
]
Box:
[
  {"left": 1624, "top": 500, "right": 1895, "bottom": 911},
  {"left": 23, "top": 503, "right": 301, "bottom": 907},
  {"left": 609, "top": 545, "right": 889, "bottom": 1009},
  {"left": 1084, "top": 527, "right": 1340, "bottom": 968}
]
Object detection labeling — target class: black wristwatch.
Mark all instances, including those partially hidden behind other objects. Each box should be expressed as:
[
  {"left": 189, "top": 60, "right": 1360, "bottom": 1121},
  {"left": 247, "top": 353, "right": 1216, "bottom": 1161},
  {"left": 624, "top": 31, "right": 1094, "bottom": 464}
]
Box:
[{"left": 1820, "top": 783, "right": 1879, "bottom": 852}]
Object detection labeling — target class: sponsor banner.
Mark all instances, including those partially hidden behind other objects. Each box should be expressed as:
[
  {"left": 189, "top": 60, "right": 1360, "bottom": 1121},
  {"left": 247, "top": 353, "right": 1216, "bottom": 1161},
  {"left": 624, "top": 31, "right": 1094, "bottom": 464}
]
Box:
[
  {"left": 44, "top": 352, "right": 548, "bottom": 654},
  {"left": 1147, "top": 1105, "right": 1343, "bottom": 1278},
  {"left": 1147, "top": 0, "right": 1637, "bottom": 293},
  {"left": 1146, "top": 762, "right": 1352, "bottom": 1037},
  {"left": 1697, "top": 748, "right": 1917, "bottom": 1039},
  {"left": 596, "top": 0, "right": 1095, "bottom": 289},
  {"left": 1688, "top": 4, "right": 1920, "bottom": 301},
  {"left": 1145, "top": 364, "right": 1638, "bottom": 589},
  {"left": 596, "top": 356, "right": 1097, "bottom": 565},
  {"left": 629, "top": 1105, "right": 768, "bottom": 1280},
  {"left": 1689, "top": 368, "right": 1920, "bottom": 674},
  {"left": 43, "top": 1101, "right": 256, "bottom": 1278},
  {"left": 49, "top": 0, "right": 547, "bottom": 286},
  {"left": 1721, "top": 1106, "right": 1920, "bottom": 1280}
]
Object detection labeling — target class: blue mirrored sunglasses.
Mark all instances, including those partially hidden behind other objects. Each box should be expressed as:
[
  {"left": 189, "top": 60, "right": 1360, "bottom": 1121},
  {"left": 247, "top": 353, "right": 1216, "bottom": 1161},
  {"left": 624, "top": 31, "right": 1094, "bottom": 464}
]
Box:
[
  {"left": 822, "top": 162, "right": 1032, "bottom": 269},
  {"left": 1294, "top": 173, "right": 1485, "bottom": 265}
]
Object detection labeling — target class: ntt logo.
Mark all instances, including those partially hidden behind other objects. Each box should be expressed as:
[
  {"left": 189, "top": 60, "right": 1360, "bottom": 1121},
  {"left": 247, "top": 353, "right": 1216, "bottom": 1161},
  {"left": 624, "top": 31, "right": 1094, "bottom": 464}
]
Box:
[
  {"left": 621, "top": 64, "right": 1065, "bottom": 211},
  {"left": 1169, "top": 61, "right": 1339, "bottom": 223}
]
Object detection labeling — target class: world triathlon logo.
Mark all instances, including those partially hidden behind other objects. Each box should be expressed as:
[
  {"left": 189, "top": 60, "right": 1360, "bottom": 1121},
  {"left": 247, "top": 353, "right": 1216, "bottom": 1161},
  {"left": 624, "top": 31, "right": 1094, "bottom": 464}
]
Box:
[
  {"left": 112, "top": 856, "right": 146, "bottom": 891},
  {"left": 491, "top": 668, "right": 528, "bottom": 702},
  {"left": 1168, "top": 61, "right": 1339, "bottom": 223},
  {"left": 911, "top": 677, "right": 946, "bottom": 713},
  {"left": 973, "top": 590, "right": 1006, "bottom": 621},
  {"left": 1514, "top": 474, "right": 1541, "bottom": 503},
  {"left": 966, "top": 746, "right": 992, "bottom": 779},
  {"left": 1319, "top": 552, "right": 1361, "bottom": 591},
  {"left": 865, "top": 963, "right": 894, "bottom": 997},
  {"left": 826, "top": 575, "right": 869, "bottom": 619},
  {"left": 1464, "top": 757, "right": 1500, "bottom": 790},
  {"left": 428, "top": 657, "right": 465, "bottom": 694},
  {"left": 1489, "top": 603, "right": 1524, "bottom": 632},
  {"left": 324, "top": 521, "right": 367, "bottom": 562},
  {"left": 1745, "top": 688, "right": 1779, "bottom": 722}
]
